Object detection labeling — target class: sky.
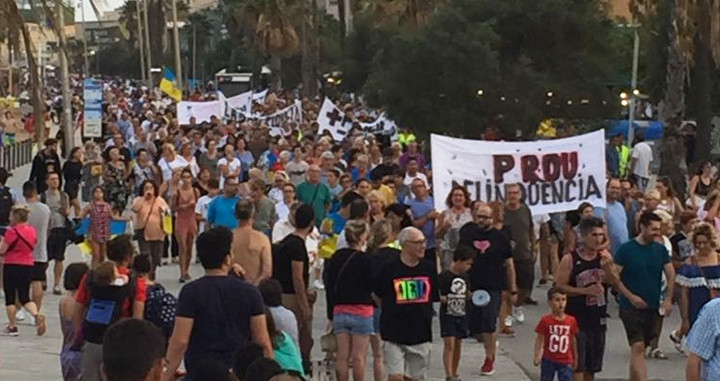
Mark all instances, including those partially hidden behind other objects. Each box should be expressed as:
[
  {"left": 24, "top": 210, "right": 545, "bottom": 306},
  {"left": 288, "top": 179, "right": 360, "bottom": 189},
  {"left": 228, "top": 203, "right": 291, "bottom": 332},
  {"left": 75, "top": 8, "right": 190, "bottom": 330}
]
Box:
[{"left": 73, "top": 0, "right": 125, "bottom": 23}]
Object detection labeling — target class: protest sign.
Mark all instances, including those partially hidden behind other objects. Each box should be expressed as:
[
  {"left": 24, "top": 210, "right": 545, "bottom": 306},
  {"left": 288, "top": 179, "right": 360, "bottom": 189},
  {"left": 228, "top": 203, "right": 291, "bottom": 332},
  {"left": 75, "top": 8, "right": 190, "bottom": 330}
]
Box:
[
  {"left": 83, "top": 78, "right": 103, "bottom": 138},
  {"left": 177, "top": 100, "right": 223, "bottom": 124},
  {"left": 225, "top": 91, "right": 252, "bottom": 113},
  {"left": 317, "top": 97, "right": 398, "bottom": 141},
  {"left": 430, "top": 130, "right": 606, "bottom": 215}
]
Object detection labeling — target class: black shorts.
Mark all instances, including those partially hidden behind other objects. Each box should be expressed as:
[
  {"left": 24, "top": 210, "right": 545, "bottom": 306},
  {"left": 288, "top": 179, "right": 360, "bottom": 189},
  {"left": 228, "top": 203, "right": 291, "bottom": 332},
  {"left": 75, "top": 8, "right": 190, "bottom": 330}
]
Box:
[
  {"left": 514, "top": 259, "right": 535, "bottom": 291},
  {"left": 619, "top": 308, "right": 661, "bottom": 346},
  {"left": 64, "top": 180, "right": 80, "bottom": 200},
  {"left": 467, "top": 290, "right": 502, "bottom": 335},
  {"left": 32, "top": 261, "right": 48, "bottom": 282},
  {"left": 47, "top": 228, "right": 68, "bottom": 262},
  {"left": 440, "top": 314, "right": 468, "bottom": 338},
  {"left": 576, "top": 328, "right": 606, "bottom": 373}
]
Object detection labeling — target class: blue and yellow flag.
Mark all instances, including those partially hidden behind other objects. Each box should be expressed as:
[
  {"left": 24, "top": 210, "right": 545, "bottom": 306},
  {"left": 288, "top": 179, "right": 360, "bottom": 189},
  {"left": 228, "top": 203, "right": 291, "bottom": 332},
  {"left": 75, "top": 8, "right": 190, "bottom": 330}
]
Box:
[{"left": 160, "top": 67, "right": 183, "bottom": 102}]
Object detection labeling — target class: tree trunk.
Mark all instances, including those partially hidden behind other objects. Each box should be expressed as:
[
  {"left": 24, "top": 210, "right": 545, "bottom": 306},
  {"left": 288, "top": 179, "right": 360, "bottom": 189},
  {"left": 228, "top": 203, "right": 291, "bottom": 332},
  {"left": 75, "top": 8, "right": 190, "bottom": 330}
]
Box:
[
  {"left": 14, "top": 3, "right": 45, "bottom": 142},
  {"left": 301, "top": 0, "right": 311, "bottom": 97},
  {"left": 57, "top": 1, "right": 74, "bottom": 156},
  {"left": 694, "top": 0, "right": 713, "bottom": 161},
  {"left": 309, "top": 0, "right": 319, "bottom": 97},
  {"left": 270, "top": 55, "right": 282, "bottom": 90},
  {"left": 658, "top": 0, "right": 688, "bottom": 200}
]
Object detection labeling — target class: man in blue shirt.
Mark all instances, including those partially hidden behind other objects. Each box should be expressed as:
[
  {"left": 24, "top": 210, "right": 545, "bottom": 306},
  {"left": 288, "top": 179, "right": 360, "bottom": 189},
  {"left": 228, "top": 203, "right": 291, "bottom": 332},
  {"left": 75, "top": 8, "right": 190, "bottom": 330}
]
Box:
[
  {"left": 406, "top": 178, "right": 438, "bottom": 268},
  {"left": 594, "top": 178, "right": 629, "bottom": 256},
  {"left": 207, "top": 176, "right": 241, "bottom": 229},
  {"left": 686, "top": 298, "right": 720, "bottom": 381}
]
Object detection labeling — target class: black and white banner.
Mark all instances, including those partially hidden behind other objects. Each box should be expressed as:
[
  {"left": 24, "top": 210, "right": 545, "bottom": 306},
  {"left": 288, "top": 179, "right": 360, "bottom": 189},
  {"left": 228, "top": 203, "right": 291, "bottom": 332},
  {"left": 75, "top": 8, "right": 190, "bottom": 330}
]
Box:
[{"left": 316, "top": 98, "right": 398, "bottom": 141}]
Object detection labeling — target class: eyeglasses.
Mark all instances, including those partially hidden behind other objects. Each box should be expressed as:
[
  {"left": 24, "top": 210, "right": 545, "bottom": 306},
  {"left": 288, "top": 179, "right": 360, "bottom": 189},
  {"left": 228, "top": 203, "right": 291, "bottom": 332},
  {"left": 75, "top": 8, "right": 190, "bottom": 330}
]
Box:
[
  {"left": 476, "top": 215, "right": 492, "bottom": 219},
  {"left": 406, "top": 238, "right": 427, "bottom": 245}
]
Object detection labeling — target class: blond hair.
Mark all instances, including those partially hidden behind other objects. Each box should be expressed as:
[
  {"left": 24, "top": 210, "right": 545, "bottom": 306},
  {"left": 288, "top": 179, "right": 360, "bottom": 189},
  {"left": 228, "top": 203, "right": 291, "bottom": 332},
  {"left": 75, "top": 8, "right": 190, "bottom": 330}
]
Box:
[
  {"left": 10, "top": 204, "right": 30, "bottom": 222},
  {"left": 691, "top": 222, "right": 720, "bottom": 250},
  {"left": 345, "top": 220, "right": 369, "bottom": 249}
]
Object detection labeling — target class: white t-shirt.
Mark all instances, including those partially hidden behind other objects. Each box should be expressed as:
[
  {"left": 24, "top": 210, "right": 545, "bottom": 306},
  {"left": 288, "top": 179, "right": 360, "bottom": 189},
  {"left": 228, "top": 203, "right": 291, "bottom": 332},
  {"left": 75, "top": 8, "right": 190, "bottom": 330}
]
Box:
[
  {"left": 404, "top": 172, "right": 429, "bottom": 187},
  {"left": 276, "top": 202, "right": 290, "bottom": 221},
  {"left": 195, "top": 195, "right": 214, "bottom": 233},
  {"left": 158, "top": 156, "right": 189, "bottom": 183},
  {"left": 217, "top": 157, "right": 242, "bottom": 188},
  {"left": 532, "top": 214, "right": 550, "bottom": 240},
  {"left": 631, "top": 142, "right": 653, "bottom": 178}
]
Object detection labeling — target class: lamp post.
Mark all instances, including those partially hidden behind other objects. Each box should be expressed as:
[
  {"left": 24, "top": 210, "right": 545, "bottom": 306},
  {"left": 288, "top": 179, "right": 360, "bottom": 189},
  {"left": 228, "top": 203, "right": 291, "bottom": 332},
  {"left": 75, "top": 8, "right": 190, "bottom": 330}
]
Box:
[{"left": 627, "top": 24, "right": 641, "bottom": 145}]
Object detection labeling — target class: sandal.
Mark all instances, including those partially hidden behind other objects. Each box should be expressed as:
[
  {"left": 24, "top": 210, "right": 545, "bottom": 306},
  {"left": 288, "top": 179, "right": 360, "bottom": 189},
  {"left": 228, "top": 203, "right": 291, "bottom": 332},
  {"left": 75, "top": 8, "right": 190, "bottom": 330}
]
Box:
[
  {"left": 36, "top": 314, "right": 46, "bottom": 336},
  {"left": 650, "top": 348, "right": 668, "bottom": 359}
]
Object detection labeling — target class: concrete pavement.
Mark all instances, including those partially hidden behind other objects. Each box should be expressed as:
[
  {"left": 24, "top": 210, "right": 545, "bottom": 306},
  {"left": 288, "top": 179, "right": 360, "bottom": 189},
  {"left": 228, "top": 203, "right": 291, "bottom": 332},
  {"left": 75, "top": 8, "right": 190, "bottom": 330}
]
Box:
[{"left": 0, "top": 163, "right": 531, "bottom": 381}]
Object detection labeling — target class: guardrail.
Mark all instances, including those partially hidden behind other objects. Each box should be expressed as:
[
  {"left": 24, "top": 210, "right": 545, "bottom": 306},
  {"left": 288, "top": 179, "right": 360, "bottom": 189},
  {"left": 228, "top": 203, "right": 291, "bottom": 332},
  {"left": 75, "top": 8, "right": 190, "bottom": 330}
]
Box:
[{"left": 0, "top": 139, "right": 34, "bottom": 171}]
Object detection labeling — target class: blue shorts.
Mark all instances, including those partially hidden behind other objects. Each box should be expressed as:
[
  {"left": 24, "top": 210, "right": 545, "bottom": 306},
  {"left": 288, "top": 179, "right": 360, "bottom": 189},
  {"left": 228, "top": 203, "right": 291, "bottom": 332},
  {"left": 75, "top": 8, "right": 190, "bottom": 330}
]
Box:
[
  {"left": 333, "top": 313, "right": 374, "bottom": 335},
  {"left": 373, "top": 307, "right": 381, "bottom": 334},
  {"left": 540, "top": 358, "right": 572, "bottom": 381}
]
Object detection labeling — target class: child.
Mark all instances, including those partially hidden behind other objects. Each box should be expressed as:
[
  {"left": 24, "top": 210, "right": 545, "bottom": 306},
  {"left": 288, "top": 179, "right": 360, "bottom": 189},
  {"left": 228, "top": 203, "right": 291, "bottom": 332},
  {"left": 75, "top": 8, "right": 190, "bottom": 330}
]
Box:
[
  {"left": 59, "top": 262, "right": 90, "bottom": 381},
  {"left": 81, "top": 186, "right": 113, "bottom": 268},
  {"left": 195, "top": 178, "right": 220, "bottom": 234},
  {"left": 95, "top": 261, "right": 128, "bottom": 286},
  {"left": 133, "top": 254, "right": 177, "bottom": 340},
  {"left": 533, "top": 287, "right": 578, "bottom": 381},
  {"left": 438, "top": 245, "right": 475, "bottom": 381}
]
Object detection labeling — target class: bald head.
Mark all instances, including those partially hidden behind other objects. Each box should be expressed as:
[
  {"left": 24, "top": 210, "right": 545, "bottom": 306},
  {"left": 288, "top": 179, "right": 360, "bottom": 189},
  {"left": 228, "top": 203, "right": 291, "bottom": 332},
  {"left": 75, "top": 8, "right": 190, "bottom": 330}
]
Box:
[
  {"left": 399, "top": 227, "right": 426, "bottom": 261},
  {"left": 473, "top": 202, "right": 493, "bottom": 229}
]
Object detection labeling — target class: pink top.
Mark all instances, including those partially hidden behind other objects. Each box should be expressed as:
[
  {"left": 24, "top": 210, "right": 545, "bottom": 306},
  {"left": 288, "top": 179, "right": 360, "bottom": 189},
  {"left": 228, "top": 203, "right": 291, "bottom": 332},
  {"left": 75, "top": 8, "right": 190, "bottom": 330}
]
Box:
[{"left": 3, "top": 224, "right": 38, "bottom": 266}]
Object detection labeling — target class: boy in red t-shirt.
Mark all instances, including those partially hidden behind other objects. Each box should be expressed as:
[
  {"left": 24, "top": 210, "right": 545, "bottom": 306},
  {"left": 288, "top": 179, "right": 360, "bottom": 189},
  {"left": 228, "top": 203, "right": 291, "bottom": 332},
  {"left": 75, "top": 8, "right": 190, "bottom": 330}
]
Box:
[{"left": 534, "top": 287, "right": 578, "bottom": 381}]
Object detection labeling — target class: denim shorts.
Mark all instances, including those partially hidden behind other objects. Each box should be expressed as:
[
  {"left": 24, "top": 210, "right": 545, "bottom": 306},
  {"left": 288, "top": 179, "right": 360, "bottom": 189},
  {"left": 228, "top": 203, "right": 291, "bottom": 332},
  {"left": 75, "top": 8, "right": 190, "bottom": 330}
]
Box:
[
  {"left": 540, "top": 358, "right": 572, "bottom": 381},
  {"left": 373, "top": 307, "right": 382, "bottom": 334},
  {"left": 333, "top": 313, "right": 374, "bottom": 335}
]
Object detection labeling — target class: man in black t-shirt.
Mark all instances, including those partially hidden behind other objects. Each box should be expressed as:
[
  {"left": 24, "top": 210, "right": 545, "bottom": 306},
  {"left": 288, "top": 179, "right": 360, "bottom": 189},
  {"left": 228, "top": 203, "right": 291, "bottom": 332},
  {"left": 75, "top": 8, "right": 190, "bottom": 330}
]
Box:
[
  {"left": 272, "top": 204, "right": 315, "bottom": 370},
  {"left": 458, "top": 202, "right": 517, "bottom": 376},
  {"left": 373, "top": 226, "right": 438, "bottom": 381},
  {"left": 163, "top": 227, "right": 272, "bottom": 379}
]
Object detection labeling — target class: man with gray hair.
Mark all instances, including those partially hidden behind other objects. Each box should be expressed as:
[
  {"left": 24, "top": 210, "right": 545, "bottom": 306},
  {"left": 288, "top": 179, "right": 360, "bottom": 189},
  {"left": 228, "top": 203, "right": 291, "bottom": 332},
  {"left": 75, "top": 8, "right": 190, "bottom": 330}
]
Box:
[{"left": 373, "top": 226, "right": 438, "bottom": 381}]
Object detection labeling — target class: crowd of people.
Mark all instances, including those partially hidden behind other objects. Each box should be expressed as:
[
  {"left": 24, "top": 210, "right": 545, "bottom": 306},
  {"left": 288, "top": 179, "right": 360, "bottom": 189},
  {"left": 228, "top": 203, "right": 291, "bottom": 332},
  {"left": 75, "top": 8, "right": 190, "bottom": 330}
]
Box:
[{"left": 1, "top": 80, "right": 720, "bottom": 381}]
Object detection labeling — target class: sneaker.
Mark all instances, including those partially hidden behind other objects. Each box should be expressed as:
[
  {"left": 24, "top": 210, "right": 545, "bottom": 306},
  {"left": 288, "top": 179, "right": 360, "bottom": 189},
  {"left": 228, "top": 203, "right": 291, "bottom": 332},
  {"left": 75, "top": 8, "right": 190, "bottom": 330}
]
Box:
[
  {"left": 1, "top": 325, "right": 18, "bottom": 337},
  {"left": 512, "top": 307, "right": 525, "bottom": 324},
  {"left": 480, "top": 357, "right": 495, "bottom": 376},
  {"left": 504, "top": 316, "right": 514, "bottom": 327},
  {"left": 499, "top": 326, "right": 516, "bottom": 337},
  {"left": 670, "top": 330, "right": 683, "bottom": 353},
  {"left": 522, "top": 297, "right": 539, "bottom": 306},
  {"left": 53, "top": 286, "right": 62, "bottom": 295},
  {"left": 314, "top": 279, "right": 325, "bottom": 290},
  {"left": 15, "top": 309, "right": 25, "bottom": 321}
]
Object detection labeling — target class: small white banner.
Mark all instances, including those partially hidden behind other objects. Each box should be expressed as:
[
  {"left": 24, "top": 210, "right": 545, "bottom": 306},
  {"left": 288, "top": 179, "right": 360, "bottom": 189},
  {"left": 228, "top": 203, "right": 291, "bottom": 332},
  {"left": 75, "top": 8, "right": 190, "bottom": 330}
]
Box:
[
  {"left": 430, "top": 130, "right": 607, "bottom": 215},
  {"left": 317, "top": 97, "right": 398, "bottom": 141}
]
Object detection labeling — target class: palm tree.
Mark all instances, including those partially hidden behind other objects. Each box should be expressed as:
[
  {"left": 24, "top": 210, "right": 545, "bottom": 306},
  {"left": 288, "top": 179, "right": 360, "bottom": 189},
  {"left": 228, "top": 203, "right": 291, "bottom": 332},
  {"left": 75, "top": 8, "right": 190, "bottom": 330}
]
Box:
[
  {"left": 254, "top": 0, "right": 300, "bottom": 89},
  {"left": 0, "top": 0, "right": 46, "bottom": 142}
]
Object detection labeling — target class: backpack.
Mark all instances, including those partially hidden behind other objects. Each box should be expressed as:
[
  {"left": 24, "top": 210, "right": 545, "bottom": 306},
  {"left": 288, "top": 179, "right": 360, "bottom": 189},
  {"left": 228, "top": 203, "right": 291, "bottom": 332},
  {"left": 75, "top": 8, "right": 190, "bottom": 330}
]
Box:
[
  {"left": 144, "top": 283, "right": 177, "bottom": 340},
  {"left": 82, "top": 271, "right": 137, "bottom": 344},
  {"left": 0, "top": 187, "right": 13, "bottom": 226}
]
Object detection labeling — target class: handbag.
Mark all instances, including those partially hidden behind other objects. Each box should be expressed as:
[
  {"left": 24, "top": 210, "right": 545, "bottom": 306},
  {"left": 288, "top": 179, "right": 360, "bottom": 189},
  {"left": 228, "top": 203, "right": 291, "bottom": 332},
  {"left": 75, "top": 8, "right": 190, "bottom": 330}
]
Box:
[
  {"left": 134, "top": 197, "right": 157, "bottom": 241},
  {"left": 162, "top": 211, "right": 173, "bottom": 235}
]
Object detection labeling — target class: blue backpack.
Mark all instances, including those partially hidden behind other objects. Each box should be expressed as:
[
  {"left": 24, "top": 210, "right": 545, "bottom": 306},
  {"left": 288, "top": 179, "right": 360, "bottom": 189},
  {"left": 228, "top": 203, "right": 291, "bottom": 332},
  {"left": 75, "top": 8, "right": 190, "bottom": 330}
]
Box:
[{"left": 144, "top": 283, "right": 177, "bottom": 339}]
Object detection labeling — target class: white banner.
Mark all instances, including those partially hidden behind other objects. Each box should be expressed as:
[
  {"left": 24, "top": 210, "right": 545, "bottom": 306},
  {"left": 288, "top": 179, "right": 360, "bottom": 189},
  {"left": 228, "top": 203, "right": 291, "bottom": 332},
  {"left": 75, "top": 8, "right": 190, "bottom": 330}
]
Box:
[
  {"left": 177, "top": 100, "right": 224, "bottom": 124},
  {"left": 430, "top": 130, "right": 607, "bottom": 215},
  {"left": 317, "top": 97, "right": 398, "bottom": 141},
  {"left": 225, "top": 91, "right": 252, "bottom": 113}
]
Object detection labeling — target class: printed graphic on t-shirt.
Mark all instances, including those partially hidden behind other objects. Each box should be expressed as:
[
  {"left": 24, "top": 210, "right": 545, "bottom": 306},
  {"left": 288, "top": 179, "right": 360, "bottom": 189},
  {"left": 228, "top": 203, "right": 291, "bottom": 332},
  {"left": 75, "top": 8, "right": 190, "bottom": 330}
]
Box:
[
  {"left": 473, "top": 240, "right": 491, "bottom": 253},
  {"left": 393, "top": 276, "right": 431, "bottom": 304},
  {"left": 547, "top": 324, "right": 571, "bottom": 354},
  {"left": 574, "top": 268, "right": 606, "bottom": 307},
  {"left": 446, "top": 277, "right": 467, "bottom": 316}
]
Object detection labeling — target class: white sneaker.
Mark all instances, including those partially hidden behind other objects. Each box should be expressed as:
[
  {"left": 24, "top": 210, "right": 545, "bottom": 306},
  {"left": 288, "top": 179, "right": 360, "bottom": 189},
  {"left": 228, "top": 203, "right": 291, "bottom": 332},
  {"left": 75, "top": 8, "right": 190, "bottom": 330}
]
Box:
[
  {"left": 512, "top": 307, "right": 525, "bottom": 324},
  {"left": 504, "top": 316, "right": 514, "bottom": 327},
  {"left": 314, "top": 279, "right": 325, "bottom": 290},
  {"left": 15, "top": 310, "right": 25, "bottom": 321}
]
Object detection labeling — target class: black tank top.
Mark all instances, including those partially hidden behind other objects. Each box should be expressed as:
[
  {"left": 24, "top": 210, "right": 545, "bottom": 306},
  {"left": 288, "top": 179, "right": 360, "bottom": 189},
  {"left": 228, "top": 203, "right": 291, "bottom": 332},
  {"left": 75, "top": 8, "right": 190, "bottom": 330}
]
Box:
[
  {"left": 565, "top": 250, "right": 607, "bottom": 330},
  {"left": 697, "top": 176, "right": 712, "bottom": 197}
]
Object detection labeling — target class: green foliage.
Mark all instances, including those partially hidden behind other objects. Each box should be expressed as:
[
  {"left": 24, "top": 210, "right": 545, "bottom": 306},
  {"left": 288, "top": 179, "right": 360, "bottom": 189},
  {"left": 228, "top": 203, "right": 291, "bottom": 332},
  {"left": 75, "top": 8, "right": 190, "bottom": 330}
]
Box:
[{"left": 350, "top": 0, "right": 628, "bottom": 138}]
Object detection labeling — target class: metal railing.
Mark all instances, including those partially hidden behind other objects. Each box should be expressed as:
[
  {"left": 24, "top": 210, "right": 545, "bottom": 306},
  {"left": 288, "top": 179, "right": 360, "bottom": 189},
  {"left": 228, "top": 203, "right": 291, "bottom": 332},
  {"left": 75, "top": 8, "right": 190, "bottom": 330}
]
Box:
[{"left": 0, "top": 139, "right": 34, "bottom": 171}]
